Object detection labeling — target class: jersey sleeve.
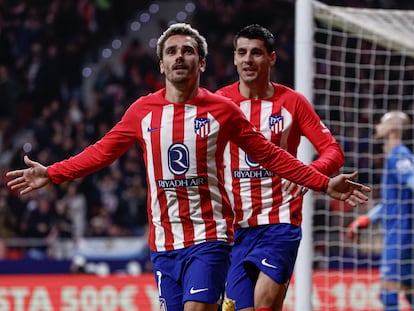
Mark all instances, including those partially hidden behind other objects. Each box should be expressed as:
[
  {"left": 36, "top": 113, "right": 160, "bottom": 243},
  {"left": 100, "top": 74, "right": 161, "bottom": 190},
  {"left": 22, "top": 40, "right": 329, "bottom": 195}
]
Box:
[
  {"left": 367, "top": 203, "right": 383, "bottom": 224},
  {"left": 47, "top": 105, "right": 140, "bottom": 184},
  {"left": 226, "top": 103, "right": 330, "bottom": 192},
  {"left": 296, "top": 94, "right": 344, "bottom": 176},
  {"left": 407, "top": 175, "right": 414, "bottom": 192},
  {"left": 390, "top": 150, "right": 414, "bottom": 186}
]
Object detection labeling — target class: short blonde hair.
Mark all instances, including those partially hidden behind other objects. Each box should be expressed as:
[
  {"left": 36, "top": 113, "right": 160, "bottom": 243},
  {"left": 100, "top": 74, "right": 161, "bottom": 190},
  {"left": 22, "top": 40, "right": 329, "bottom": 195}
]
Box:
[
  {"left": 156, "top": 23, "right": 208, "bottom": 60},
  {"left": 375, "top": 111, "right": 410, "bottom": 138}
]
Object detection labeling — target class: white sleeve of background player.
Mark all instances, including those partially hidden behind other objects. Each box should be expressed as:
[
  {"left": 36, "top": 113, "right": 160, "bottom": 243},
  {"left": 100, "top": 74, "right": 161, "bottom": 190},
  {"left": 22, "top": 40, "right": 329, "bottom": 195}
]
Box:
[
  {"left": 407, "top": 175, "right": 414, "bottom": 192},
  {"left": 367, "top": 203, "right": 383, "bottom": 224}
]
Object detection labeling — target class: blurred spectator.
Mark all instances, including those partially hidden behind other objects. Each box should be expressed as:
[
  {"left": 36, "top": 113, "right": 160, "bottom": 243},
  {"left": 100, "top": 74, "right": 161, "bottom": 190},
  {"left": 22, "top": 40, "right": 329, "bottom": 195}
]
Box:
[
  {"left": 47, "top": 199, "right": 75, "bottom": 259},
  {"left": 60, "top": 38, "right": 85, "bottom": 104},
  {"left": 38, "top": 42, "right": 62, "bottom": 103},
  {"left": 97, "top": 172, "right": 120, "bottom": 217},
  {"left": 121, "top": 38, "right": 159, "bottom": 100},
  {"left": 61, "top": 182, "right": 87, "bottom": 240},
  {"left": 0, "top": 64, "right": 20, "bottom": 152},
  {"left": 0, "top": 185, "right": 19, "bottom": 238},
  {"left": 87, "top": 213, "right": 110, "bottom": 237},
  {"left": 21, "top": 192, "right": 55, "bottom": 259},
  {"left": 50, "top": 199, "right": 73, "bottom": 239},
  {"left": 116, "top": 175, "right": 148, "bottom": 236}
]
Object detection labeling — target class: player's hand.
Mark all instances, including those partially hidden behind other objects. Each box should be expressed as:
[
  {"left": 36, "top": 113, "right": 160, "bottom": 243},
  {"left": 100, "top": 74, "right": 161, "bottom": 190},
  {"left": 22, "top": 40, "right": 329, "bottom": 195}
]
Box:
[
  {"left": 6, "top": 155, "right": 51, "bottom": 195},
  {"left": 345, "top": 215, "right": 370, "bottom": 241},
  {"left": 326, "top": 171, "right": 371, "bottom": 206},
  {"left": 282, "top": 180, "right": 308, "bottom": 198}
]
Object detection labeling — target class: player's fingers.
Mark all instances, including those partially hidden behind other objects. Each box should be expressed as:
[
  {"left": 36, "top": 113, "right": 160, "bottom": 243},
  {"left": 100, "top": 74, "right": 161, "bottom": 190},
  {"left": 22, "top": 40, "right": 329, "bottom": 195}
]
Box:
[
  {"left": 23, "top": 155, "right": 35, "bottom": 166},
  {"left": 9, "top": 181, "right": 28, "bottom": 191},
  {"left": 352, "top": 190, "right": 369, "bottom": 202},
  {"left": 282, "top": 180, "right": 292, "bottom": 192},
  {"left": 346, "top": 179, "right": 371, "bottom": 192},
  {"left": 346, "top": 193, "right": 369, "bottom": 206},
  {"left": 20, "top": 186, "right": 33, "bottom": 195},
  {"left": 287, "top": 183, "right": 296, "bottom": 194},
  {"left": 342, "top": 171, "right": 358, "bottom": 180},
  {"left": 293, "top": 186, "right": 308, "bottom": 198},
  {"left": 6, "top": 170, "right": 24, "bottom": 178},
  {"left": 345, "top": 198, "right": 357, "bottom": 207},
  {"left": 293, "top": 188, "right": 301, "bottom": 198},
  {"left": 7, "top": 176, "right": 26, "bottom": 187}
]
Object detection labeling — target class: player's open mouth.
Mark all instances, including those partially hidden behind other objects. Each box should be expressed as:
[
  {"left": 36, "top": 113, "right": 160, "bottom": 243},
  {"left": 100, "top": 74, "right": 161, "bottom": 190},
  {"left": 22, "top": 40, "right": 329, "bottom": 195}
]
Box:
[
  {"left": 243, "top": 67, "right": 256, "bottom": 72},
  {"left": 173, "top": 65, "right": 188, "bottom": 70},
  {"left": 243, "top": 68, "right": 256, "bottom": 74}
]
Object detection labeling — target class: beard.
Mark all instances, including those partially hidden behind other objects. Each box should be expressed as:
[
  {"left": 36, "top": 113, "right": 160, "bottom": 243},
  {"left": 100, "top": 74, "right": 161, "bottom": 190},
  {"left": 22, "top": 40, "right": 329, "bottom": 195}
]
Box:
[{"left": 166, "top": 67, "right": 195, "bottom": 84}]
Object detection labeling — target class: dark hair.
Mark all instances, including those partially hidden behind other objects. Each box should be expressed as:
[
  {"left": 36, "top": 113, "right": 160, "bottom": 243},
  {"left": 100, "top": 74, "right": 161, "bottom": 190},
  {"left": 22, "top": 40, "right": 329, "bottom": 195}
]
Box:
[{"left": 234, "top": 24, "right": 276, "bottom": 54}]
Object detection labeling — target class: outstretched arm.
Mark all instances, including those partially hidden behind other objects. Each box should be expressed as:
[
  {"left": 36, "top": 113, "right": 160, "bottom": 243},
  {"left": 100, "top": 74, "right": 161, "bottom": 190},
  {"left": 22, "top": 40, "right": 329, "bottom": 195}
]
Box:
[{"left": 6, "top": 155, "right": 51, "bottom": 195}]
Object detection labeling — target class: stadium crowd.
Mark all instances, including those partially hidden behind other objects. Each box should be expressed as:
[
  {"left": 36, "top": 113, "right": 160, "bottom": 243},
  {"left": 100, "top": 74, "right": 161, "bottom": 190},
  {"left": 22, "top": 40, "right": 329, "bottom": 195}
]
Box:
[{"left": 0, "top": 0, "right": 412, "bottom": 261}]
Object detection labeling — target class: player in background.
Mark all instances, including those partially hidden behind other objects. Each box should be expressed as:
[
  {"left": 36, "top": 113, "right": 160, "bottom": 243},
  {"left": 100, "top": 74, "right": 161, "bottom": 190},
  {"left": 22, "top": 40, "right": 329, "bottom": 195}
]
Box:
[
  {"left": 346, "top": 111, "right": 414, "bottom": 311},
  {"left": 6, "top": 23, "right": 370, "bottom": 311},
  {"left": 216, "top": 24, "right": 346, "bottom": 311}
]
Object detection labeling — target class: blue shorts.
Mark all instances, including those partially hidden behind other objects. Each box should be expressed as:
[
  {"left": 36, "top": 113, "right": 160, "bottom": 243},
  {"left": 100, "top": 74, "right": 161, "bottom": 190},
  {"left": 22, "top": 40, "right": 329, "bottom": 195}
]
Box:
[
  {"left": 380, "top": 245, "right": 414, "bottom": 287},
  {"left": 150, "top": 241, "right": 231, "bottom": 311},
  {"left": 226, "top": 224, "right": 301, "bottom": 309}
]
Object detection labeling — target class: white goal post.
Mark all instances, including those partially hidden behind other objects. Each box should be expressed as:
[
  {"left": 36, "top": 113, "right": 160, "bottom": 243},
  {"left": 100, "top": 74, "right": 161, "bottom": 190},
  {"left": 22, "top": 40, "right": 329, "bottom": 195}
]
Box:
[{"left": 294, "top": 1, "right": 414, "bottom": 311}]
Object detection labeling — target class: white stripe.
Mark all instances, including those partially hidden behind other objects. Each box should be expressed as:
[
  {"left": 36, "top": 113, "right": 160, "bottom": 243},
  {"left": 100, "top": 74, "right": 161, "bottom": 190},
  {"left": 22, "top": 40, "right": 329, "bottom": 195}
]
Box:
[
  {"left": 259, "top": 100, "right": 273, "bottom": 140},
  {"left": 184, "top": 105, "right": 205, "bottom": 242},
  {"left": 259, "top": 101, "right": 276, "bottom": 223},
  {"left": 142, "top": 112, "right": 165, "bottom": 250},
  {"left": 206, "top": 111, "right": 228, "bottom": 240},
  {"left": 279, "top": 195, "right": 293, "bottom": 223},
  {"left": 162, "top": 105, "right": 184, "bottom": 250},
  {"left": 278, "top": 177, "right": 293, "bottom": 223},
  {"left": 223, "top": 142, "right": 234, "bottom": 206},
  {"left": 239, "top": 100, "right": 253, "bottom": 222}
]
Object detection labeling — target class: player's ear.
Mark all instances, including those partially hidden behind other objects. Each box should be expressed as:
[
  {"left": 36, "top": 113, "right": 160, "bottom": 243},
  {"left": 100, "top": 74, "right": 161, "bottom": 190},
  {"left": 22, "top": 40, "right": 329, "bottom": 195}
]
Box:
[
  {"left": 159, "top": 60, "right": 165, "bottom": 74},
  {"left": 199, "top": 58, "right": 206, "bottom": 72},
  {"left": 270, "top": 51, "right": 277, "bottom": 66}
]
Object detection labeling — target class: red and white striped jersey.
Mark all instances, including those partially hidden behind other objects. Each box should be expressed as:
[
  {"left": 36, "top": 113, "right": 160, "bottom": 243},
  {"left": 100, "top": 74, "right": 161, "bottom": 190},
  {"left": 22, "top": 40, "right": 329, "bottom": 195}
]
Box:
[
  {"left": 47, "top": 87, "right": 330, "bottom": 251},
  {"left": 216, "top": 82, "right": 344, "bottom": 229}
]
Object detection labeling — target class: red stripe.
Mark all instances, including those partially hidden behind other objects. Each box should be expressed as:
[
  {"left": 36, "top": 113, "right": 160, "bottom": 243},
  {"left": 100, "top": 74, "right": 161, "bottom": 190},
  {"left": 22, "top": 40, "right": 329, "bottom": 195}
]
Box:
[
  {"left": 174, "top": 105, "right": 194, "bottom": 248},
  {"left": 248, "top": 100, "right": 263, "bottom": 226},
  {"left": 231, "top": 144, "right": 244, "bottom": 227},
  {"left": 151, "top": 109, "right": 174, "bottom": 251},
  {"left": 195, "top": 109, "right": 217, "bottom": 241},
  {"left": 268, "top": 105, "right": 283, "bottom": 224}
]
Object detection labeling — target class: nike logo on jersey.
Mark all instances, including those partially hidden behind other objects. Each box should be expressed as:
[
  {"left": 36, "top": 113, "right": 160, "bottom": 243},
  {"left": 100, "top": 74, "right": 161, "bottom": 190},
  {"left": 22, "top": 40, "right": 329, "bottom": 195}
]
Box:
[
  {"left": 190, "top": 287, "right": 209, "bottom": 294},
  {"left": 147, "top": 126, "right": 162, "bottom": 132},
  {"left": 261, "top": 258, "right": 278, "bottom": 269}
]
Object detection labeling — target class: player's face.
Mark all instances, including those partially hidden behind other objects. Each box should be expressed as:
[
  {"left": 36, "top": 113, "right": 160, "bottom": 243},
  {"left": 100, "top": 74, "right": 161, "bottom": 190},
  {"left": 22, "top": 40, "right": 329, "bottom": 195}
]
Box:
[
  {"left": 160, "top": 35, "right": 206, "bottom": 84},
  {"left": 234, "top": 38, "right": 276, "bottom": 83}
]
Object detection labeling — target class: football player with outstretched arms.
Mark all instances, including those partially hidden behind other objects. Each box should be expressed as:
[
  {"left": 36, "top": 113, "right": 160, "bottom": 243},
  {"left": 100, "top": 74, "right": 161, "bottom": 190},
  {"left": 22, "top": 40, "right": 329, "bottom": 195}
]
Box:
[
  {"left": 7, "top": 23, "right": 370, "bottom": 311},
  {"left": 216, "top": 24, "right": 346, "bottom": 311}
]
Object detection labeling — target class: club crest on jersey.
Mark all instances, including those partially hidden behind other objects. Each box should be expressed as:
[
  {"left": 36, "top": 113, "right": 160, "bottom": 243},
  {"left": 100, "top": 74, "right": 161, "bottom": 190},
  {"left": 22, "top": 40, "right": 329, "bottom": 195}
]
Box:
[
  {"left": 269, "top": 115, "right": 284, "bottom": 134},
  {"left": 194, "top": 117, "right": 210, "bottom": 138}
]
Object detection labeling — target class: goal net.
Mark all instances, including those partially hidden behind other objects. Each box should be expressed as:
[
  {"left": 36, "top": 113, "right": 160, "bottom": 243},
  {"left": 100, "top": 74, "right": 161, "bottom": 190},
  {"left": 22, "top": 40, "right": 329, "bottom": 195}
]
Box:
[{"left": 302, "top": 1, "right": 414, "bottom": 310}]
